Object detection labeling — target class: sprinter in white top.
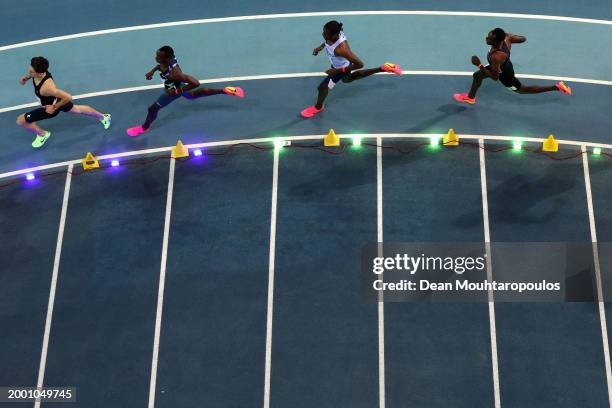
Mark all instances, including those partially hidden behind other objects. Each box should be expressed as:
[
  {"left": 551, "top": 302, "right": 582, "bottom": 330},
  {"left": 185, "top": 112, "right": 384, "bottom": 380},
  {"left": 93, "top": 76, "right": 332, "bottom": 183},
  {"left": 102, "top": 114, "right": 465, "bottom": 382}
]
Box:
[{"left": 301, "top": 20, "right": 402, "bottom": 118}]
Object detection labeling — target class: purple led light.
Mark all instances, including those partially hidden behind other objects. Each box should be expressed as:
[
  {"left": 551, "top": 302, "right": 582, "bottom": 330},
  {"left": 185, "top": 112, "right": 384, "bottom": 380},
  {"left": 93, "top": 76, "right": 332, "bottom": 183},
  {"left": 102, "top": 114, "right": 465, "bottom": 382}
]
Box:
[
  {"left": 193, "top": 149, "right": 203, "bottom": 157},
  {"left": 111, "top": 159, "right": 120, "bottom": 167},
  {"left": 26, "top": 173, "right": 35, "bottom": 181}
]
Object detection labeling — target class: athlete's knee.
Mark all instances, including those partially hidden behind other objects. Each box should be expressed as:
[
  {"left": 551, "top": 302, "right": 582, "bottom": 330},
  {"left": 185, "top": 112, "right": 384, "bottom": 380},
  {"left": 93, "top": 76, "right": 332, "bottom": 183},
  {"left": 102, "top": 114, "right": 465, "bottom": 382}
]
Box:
[
  {"left": 16, "top": 114, "right": 25, "bottom": 125},
  {"left": 473, "top": 71, "right": 486, "bottom": 80}
]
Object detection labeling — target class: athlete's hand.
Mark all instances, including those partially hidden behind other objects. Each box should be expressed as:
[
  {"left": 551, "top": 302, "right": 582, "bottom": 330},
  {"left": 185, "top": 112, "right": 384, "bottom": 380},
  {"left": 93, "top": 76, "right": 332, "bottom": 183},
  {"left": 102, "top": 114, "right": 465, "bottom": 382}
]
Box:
[
  {"left": 19, "top": 76, "right": 29, "bottom": 85},
  {"left": 165, "top": 87, "right": 178, "bottom": 96},
  {"left": 326, "top": 68, "right": 339, "bottom": 76},
  {"left": 471, "top": 56, "right": 482, "bottom": 67},
  {"left": 145, "top": 71, "right": 154, "bottom": 80},
  {"left": 312, "top": 46, "right": 323, "bottom": 56},
  {"left": 45, "top": 105, "right": 56, "bottom": 114}
]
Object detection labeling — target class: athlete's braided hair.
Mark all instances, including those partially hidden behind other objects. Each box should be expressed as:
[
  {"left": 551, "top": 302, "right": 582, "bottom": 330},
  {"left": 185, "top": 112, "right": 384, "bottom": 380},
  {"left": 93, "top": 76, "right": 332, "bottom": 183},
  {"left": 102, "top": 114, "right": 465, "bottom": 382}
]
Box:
[
  {"left": 324, "top": 20, "right": 343, "bottom": 36},
  {"left": 159, "top": 45, "right": 175, "bottom": 59}
]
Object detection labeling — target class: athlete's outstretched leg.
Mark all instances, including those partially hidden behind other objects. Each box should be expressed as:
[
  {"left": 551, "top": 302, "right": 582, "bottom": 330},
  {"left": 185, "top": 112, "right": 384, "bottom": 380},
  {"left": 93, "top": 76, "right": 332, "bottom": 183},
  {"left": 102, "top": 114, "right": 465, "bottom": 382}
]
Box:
[
  {"left": 142, "top": 103, "right": 161, "bottom": 130},
  {"left": 67, "top": 104, "right": 112, "bottom": 129},
  {"left": 184, "top": 86, "right": 244, "bottom": 99},
  {"left": 66, "top": 104, "right": 104, "bottom": 120},
  {"left": 468, "top": 70, "right": 488, "bottom": 99},
  {"left": 342, "top": 67, "right": 382, "bottom": 83},
  {"left": 184, "top": 87, "right": 225, "bottom": 99},
  {"left": 16, "top": 114, "right": 46, "bottom": 135},
  {"left": 454, "top": 70, "right": 486, "bottom": 104}
]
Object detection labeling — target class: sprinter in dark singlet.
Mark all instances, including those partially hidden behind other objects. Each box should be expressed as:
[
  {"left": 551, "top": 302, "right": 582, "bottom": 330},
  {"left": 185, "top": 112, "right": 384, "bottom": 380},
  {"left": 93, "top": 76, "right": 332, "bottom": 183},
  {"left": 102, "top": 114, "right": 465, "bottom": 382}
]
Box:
[
  {"left": 126, "top": 46, "right": 245, "bottom": 137},
  {"left": 16, "top": 57, "right": 111, "bottom": 148},
  {"left": 453, "top": 28, "right": 572, "bottom": 105}
]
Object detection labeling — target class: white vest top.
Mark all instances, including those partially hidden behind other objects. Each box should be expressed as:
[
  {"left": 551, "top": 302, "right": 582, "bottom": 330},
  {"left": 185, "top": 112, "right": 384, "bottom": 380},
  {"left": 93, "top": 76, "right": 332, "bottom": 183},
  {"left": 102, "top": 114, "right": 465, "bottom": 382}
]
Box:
[{"left": 324, "top": 32, "right": 350, "bottom": 68}]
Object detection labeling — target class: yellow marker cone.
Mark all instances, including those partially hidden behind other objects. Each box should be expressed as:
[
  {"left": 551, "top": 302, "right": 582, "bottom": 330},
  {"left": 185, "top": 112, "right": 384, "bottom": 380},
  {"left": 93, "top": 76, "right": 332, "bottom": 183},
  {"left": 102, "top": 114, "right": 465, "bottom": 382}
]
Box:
[
  {"left": 443, "top": 128, "right": 459, "bottom": 146},
  {"left": 542, "top": 134, "right": 559, "bottom": 152},
  {"left": 171, "top": 140, "right": 189, "bottom": 158},
  {"left": 324, "top": 129, "right": 340, "bottom": 147},
  {"left": 82, "top": 152, "right": 99, "bottom": 170}
]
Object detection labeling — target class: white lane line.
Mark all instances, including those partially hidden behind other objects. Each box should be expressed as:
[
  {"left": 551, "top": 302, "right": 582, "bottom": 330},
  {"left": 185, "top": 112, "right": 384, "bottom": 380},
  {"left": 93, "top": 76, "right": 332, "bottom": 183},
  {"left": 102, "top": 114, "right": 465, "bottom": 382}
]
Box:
[
  {"left": 377, "top": 135, "right": 385, "bottom": 408},
  {"left": 34, "top": 164, "right": 73, "bottom": 408},
  {"left": 2, "top": 70, "right": 610, "bottom": 114},
  {"left": 2, "top": 10, "right": 612, "bottom": 52},
  {"left": 263, "top": 147, "right": 279, "bottom": 408},
  {"left": 147, "top": 158, "right": 176, "bottom": 408},
  {"left": 581, "top": 145, "right": 612, "bottom": 407},
  {"left": 0, "top": 133, "right": 608, "bottom": 182},
  {"left": 479, "top": 139, "right": 501, "bottom": 408}
]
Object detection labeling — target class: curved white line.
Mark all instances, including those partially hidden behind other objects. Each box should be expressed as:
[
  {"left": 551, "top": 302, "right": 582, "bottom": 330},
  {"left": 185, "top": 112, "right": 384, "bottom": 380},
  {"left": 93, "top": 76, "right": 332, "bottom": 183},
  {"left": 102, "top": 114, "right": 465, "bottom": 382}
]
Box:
[
  {"left": 1, "top": 70, "right": 610, "bottom": 114},
  {"left": 1, "top": 10, "right": 612, "bottom": 52},
  {"left": 1, "top": 132, "right": 609, "bottom": 181}
]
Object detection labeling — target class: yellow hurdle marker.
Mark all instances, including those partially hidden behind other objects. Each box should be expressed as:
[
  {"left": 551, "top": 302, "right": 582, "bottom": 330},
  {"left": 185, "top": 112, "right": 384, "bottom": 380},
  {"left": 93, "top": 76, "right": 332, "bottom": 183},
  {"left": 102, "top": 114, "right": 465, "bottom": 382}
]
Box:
[
  {"left": 443, "top": 128, "right": 459, "bottom": 146},
  {"left": 171, "top": 140, "right": 189, "bottom": 159},
  {"left": 82, "top": 152, "right": 99, "bottom": 170},
  {"left": 542, "top": 134, "right": 559, "bottom": 152},
  {"left": 324, "top": 129, "right": 340, "bottom": 147}
]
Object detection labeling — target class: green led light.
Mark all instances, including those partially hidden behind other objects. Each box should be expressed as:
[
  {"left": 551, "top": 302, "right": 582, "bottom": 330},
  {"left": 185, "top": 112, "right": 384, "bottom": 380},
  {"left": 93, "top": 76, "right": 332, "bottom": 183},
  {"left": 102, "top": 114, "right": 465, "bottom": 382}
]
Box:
[
  {"left": 593, "top": 147, "right": 602, "bottom": 155},
  {"left": 273, "top": 139, "right": 284, "bottom": 151},
  {"left": 513, "top": 140, "right": 523, "bottom": 151},
  {"left": 352, "top": 136, "right": 362, "bottom": 147},
  {"left": 430, "top": 136, "right": 440, "bottom": 146}
]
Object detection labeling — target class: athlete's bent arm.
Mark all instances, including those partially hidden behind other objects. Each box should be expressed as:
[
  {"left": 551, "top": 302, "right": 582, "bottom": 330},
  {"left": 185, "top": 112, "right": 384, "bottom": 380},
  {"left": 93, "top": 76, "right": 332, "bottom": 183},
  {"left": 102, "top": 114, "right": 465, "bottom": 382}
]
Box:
[
  {"left": 507, "top": 33, "right": 526, "bottom": 43},
  {"left": 471, "top": 54, "right": 502, "bottom": 81},
  {"left": 332, "top": 43, "right": 364, "bottom": 75},
  {"left": 169, "top": 67, "right": 200, "bottom": 94},
  {"left": 145, "top": 65, "right": 160, "bottom": 80},
  {"left": 41, "top": 82, "right": 72, "bottom": 111}
]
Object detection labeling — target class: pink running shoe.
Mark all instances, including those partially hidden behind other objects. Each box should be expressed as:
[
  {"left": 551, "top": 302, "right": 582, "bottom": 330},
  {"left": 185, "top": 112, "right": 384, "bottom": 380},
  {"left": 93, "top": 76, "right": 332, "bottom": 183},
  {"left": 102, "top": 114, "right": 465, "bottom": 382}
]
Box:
[
  {"left": 126, "top": 125, "right": 150, "bottom": 137},
  {"left": 300, "top": 105, "right": 324, "bottom": 118},
  {"left": 555, "top": 81, "right": 572, "bottom": 95},
  {"left": 224, "top": 86, "right": 245, "bottom": 98},
  {"left": 381, "top": 62, "right": 402, "bottom": 75},
  {"left": 453, "top": 93, "right": 476, "bottom": 105}
]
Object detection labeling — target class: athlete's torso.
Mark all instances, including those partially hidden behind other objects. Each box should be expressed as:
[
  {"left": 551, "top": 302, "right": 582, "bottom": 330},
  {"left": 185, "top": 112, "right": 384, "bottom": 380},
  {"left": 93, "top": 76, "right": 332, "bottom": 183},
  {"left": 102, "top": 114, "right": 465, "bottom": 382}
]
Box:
[
  {"left": 33, "top": 72, "right": 57, "bottom": 106},
  {"left": 159, "top": 58, "right": 184, "bottom": 89},
  {"left": 487, "top": 40, "right": 512, "bottom": 70},
  {"left": 325, "top": 32, "right": 350, "bottom": 69}
]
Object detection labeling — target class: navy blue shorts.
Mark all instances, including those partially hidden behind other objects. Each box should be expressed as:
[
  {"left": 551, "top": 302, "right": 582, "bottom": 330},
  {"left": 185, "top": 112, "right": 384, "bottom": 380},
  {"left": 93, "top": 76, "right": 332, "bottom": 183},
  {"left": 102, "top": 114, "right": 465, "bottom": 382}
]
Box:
[{"left": 320, "top": 66, "right": 350, "bottom": 89}]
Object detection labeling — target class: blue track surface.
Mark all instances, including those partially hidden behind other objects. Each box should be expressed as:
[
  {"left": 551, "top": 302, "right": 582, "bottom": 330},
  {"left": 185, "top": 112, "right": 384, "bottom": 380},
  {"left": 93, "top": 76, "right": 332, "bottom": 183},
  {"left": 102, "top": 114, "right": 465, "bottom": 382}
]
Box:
[
  {"left": 4, "top": 0, "right": 612, "bottom": 46},
  {"left": 2, "top": 1, "right": 612, "bottom": 407}
]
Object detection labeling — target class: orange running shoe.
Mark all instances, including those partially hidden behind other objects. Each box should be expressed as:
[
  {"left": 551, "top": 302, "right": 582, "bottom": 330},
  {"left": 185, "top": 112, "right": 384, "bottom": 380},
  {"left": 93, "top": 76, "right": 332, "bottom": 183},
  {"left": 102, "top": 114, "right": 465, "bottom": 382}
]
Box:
[
  {"left": 453, "top": 93, "right": 476, "bottom": 105},
  {"left": 555, "top": 81, "right": 572, "bottom": 95},
  {"left": 223, "top": 86, "right": 245, "bottom": 98},
  {"left": 381, "top": 62, "right": 402, "bottom": 75}
]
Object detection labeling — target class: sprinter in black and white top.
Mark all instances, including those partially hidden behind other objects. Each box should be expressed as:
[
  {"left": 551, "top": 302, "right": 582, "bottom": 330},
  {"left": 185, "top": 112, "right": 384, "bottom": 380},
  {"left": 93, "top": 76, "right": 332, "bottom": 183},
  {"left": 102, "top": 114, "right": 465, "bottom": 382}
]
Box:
[
  {"left": 300, "top": 20, "right": 403, "bottom": 118},
  {"left": 16, "top": 57, "right": 111, "bottom": 148}
]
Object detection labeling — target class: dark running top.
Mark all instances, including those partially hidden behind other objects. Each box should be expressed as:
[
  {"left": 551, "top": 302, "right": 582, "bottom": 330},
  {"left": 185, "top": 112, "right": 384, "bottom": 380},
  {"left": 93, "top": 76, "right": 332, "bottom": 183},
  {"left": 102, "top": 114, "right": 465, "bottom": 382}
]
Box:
[
  {"left": 159, "top": 58, "right": 183, "bottom": 89},
  {"left": 33, "top": 72, "right": 57, "bottom": 106},
  {"left": 487, "top": 41, "right": 512, "bottom": 69}
]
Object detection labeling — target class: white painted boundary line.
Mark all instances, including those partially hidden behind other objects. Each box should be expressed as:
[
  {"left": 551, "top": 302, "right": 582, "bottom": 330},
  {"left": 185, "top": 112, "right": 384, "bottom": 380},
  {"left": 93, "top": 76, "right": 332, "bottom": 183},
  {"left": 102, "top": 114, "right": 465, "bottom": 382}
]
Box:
[
  {"left": 263, "top": 147, "right": 279, "bottom": 408},
  {"left": 581, "top": 145, "right": 612, "bottom": 408},
  {"left": 34, "top": 164, "right": 73, "bottom": 408},
  {"left": 479, "top": 139, "right": 501, "bottom": 408},
  {"left": 1, "top": 132, "right": 608, "bottom": 181},
  {"left": 147, "top": 158, "right": 176, "bottom": 408},
  {"left": 2, "top": 10, "right": 612, "bottom": 52},
  {"left": 2, "top": 70, "right": 611, "bottom": 114},
  {"left": 376, "top": 135, "right": 385, "bottom": 408}
]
